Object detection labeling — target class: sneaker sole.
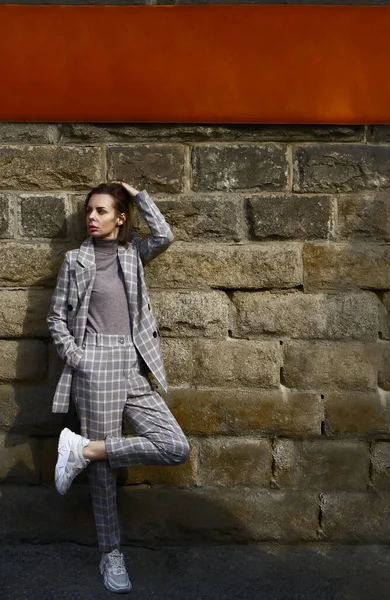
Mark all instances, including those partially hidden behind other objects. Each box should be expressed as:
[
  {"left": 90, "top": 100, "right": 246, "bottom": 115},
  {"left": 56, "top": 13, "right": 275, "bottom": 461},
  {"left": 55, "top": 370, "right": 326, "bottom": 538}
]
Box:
[
  {"left": 99, "top": 561, "right": 132, "bottom": 593},
  {"left": 55, "top": 428, "right": 73, "bottom": 495}
]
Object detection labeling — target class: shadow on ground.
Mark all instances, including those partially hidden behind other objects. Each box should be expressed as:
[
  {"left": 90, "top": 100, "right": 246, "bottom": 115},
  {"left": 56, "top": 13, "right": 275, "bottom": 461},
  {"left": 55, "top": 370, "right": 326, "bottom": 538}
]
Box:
[{"left": 1, "top": 542, "right": 390, "bottom": 600}]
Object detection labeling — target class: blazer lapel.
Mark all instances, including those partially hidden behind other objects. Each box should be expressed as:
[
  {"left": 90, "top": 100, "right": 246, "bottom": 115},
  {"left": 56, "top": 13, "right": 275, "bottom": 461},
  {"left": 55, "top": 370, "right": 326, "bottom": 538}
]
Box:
[
  {"left": 117, "top": 244, "right": 138, "bottom": 329},
  {"left": 74, "top": 238, "right": 96, "bottom": 342},
  {"left": 75, "top": 238, "right": 96, "bottom": 301}
]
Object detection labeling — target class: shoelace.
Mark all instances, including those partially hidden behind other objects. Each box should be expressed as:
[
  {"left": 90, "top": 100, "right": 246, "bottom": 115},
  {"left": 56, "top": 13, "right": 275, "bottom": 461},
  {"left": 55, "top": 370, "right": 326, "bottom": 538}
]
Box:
[{"left": 107, "top": 552, "right": 126, "bottom": 575}]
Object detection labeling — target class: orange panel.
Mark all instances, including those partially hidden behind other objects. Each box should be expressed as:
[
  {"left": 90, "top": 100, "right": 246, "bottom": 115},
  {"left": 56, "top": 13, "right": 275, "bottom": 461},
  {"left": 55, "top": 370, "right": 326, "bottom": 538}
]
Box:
[{"left": 0, "top": 5, "right": 390, "bottom": 123}]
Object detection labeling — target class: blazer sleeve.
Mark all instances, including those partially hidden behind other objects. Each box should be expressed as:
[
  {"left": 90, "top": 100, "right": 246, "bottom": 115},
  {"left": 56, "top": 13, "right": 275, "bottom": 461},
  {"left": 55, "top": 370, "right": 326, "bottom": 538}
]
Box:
[
  {"left": 46, "top": 253, "right": 84, "bottom": 370},
  {"left": 132, "top": 190, "right": 174, "bottom": 264}
]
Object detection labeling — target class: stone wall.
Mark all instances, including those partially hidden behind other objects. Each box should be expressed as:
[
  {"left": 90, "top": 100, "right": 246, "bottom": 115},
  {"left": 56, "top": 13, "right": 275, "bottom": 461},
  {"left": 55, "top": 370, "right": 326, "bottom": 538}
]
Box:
[{"left": 0, "top": 123, "right": 389, "bottom": 544}]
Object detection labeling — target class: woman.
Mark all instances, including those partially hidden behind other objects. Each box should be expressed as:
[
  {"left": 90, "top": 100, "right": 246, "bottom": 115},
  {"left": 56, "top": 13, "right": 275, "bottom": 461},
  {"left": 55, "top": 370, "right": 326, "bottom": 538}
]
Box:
[{"left": 47, "top": 181, "right": 189, "bottom": 594}]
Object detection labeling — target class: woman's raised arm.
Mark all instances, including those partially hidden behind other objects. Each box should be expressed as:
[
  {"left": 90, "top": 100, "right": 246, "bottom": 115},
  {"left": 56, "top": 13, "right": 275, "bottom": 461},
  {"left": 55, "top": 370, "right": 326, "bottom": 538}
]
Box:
[{"left": 119, "top": 181, "right": 174, "bottom": 264}]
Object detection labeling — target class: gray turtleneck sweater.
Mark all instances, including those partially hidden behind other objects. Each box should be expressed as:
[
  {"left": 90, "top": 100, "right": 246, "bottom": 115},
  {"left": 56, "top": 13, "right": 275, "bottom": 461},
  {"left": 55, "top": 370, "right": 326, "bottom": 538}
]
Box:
[{"left": 85, "top": 238, "right": 131, "bottom": 335}]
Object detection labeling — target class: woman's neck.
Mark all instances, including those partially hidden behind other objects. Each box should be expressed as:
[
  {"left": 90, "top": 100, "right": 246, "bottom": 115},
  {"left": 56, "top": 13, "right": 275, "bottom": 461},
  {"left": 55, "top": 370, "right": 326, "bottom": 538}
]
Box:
[{"left": 93, "top": 237, "right": 119, "bottom": 254}]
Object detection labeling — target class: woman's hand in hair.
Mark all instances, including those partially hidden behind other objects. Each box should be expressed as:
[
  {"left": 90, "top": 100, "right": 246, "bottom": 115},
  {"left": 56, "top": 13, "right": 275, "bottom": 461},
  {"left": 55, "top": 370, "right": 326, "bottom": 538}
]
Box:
[{"left": 114, "top": 180, "right": 140, "bottom": 198}]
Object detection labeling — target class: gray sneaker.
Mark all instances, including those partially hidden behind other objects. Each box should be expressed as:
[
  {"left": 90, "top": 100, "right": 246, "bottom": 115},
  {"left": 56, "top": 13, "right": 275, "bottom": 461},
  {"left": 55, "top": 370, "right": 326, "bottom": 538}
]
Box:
[
  {"left": 55, "top": 427, "right": 90, "bottom": 495},
  {"left": 99, "top": 549, "right": 132, "bottom": 593}
]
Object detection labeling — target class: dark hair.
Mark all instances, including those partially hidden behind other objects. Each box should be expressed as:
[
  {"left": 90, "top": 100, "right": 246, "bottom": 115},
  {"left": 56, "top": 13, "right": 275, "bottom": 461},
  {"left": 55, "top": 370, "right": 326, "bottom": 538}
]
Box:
[{"left": 84, "top": 182, "right": 135, "bottom": 246}]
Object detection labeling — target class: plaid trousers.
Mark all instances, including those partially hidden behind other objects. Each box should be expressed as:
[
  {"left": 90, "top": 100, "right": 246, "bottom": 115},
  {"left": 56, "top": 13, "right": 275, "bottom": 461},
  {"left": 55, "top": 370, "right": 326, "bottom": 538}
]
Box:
[{"left": 71, "top": 332, "right": 189, "bottom": 552}]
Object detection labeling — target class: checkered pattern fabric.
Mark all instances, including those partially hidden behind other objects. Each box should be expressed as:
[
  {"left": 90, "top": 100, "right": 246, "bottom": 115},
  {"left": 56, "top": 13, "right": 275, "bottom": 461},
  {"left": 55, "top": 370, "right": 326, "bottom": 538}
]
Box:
[
  {"left": 47, "top": 190, "right": 173, "bottom": 413},
  {"left": 72, "top": 333, "right": 189, "bottom": 552}
]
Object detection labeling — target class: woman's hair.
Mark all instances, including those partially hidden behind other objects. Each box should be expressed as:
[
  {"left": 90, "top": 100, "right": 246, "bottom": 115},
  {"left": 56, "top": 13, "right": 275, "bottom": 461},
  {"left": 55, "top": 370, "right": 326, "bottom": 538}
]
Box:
[{"left": 84, "top": 182, "right": 135, "bottom": 246}]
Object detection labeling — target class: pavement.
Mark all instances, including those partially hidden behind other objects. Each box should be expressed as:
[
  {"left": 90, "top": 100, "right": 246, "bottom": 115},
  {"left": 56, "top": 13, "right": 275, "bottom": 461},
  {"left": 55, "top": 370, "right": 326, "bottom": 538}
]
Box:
[{"left": 1, "top": 543, "right": 390, "bottom": 600}]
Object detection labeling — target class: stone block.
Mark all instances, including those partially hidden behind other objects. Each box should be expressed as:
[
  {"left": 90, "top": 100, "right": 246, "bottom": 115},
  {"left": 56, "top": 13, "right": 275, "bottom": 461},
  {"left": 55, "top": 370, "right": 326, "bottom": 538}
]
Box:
[
  {"left": 282, "top": 341, "right": 379, "bottom": 391},
  {"left": 59, "top": 123, "right": 364, "bottom": 144},
  {"left": 0, "top": 485, "right": 96, "bottom": 544},
  {"left": 247, "top": 194, "right": 334, "bottom": 240},
  {"left": 232, "top": 290, "right": 380, "bottom": 341},
  {"left": 0, "top": 242, "right": 70, "bottom": 286},
  {"left": 198, "top": 437, "right": 272, "bottom": 486},
  {"left": 254, "top": 125, "right": 363, "bottom": 142},
  {"left": 39, "top": 437, "right": 57, "bottom": 484},
  {"left": 379, "top": 341, "right": 390, "bottom": 390},
  {"left": 382, "top": 293, "right": 390, "bottom": 340},
  {"left": 0, "top": 124, "right": 59, "bottom": 144},
  {"left": 192, "top": 339, "right": 280, "bottom": 388},
  {"left": 303, "top": 242, "right": 390, "bottom": 291},
  {"left": 293, "top": 145, "right": 390, "bottom": 192},
  {"left": 0, "top": 384, "right": 61, "bottom": 436},
  {"left": 160, "top": 339, "right": 191, "bottom": 386},
  {"left": 0, "top": 340, "right": 47, "bottom": 382},
  {"left": 118, "top": 487, "right": 319, "bottom": 542},
  {"left": 107, "top": 145, "right": 186, "bottom": 193},
  {"left": 151, "top": 290, "right": 231, "bottom": 338},
  {"left": 169, "top": 389, "right": 323, "bottom": 437},
  {"left": 324, "top": 392, "right": 390, "bottom": 438},
  {"left": 321, "top": 492, "right": 390, "bottom": 541},
  {"left": 0, "top": 432, "right": 39, "bottom": 484},
  {"left": 0, "top": 146, "right": 102, "bottom": 190},
  {"left": 19, "top": 195, "right": 67, "bottom": 238},
  {"left": 0, "top": 484, "right": 318, "bottom": 543},
  {"left": 337, "top": 193, "right": 390, "bottom": 242},
  {"left": 145, "top": 242, "right": 302, "bottom": 289},
  {"left": 138, "top": 196, "right": 244, "bottom": 242},
  {"left": 274, "top": 440, "right": 370, "bottom": 490},
  {"left": 192, "top": 144, "right": 287, "bottom": 192},
  {"left": 0, "top": 194, "right": 15, "bottom": 238},
  {"left": 0, "top": 289, "right": 52, "bottom": 337},
  {"left": 366, "top": 126, "right": 390, "bottom": 143},
  {"left": 68, "top": 193, "right": 87, "bottom": 241},
  {"left": 371, "top": 443, "right": 390, "bottom": 490},
  {"left": 118, "top": 441, "right": 198, "bottom": 487}
]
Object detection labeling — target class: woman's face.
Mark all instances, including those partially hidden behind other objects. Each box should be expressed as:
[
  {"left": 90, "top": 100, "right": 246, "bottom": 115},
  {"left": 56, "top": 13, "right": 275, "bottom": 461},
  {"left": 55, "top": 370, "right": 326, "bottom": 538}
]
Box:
[{"left": 86, "top": 194, "right": 125, "bottom": 239}]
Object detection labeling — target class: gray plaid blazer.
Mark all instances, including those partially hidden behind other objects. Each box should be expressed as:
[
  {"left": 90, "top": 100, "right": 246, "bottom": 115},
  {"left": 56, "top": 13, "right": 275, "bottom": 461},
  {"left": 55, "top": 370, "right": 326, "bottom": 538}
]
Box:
[{"left": 47, "top": 190, "right": 173, "bottom": 413}]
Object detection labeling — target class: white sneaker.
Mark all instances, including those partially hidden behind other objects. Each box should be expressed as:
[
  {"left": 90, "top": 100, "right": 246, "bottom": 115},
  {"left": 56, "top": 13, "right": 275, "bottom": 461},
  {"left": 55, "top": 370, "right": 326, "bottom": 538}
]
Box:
[
  {"left": 55, "top": 427, "right": 90, "bottom": 495},
  {"left": 99, "top": 549, "right": 132, "bottom": 593}
]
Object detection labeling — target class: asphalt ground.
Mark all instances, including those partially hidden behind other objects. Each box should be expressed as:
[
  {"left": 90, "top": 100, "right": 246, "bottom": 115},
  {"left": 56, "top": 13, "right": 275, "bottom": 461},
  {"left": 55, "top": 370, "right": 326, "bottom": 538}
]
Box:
[{"left": 1, "top": 543, "right": 390, "bottom": 600}]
